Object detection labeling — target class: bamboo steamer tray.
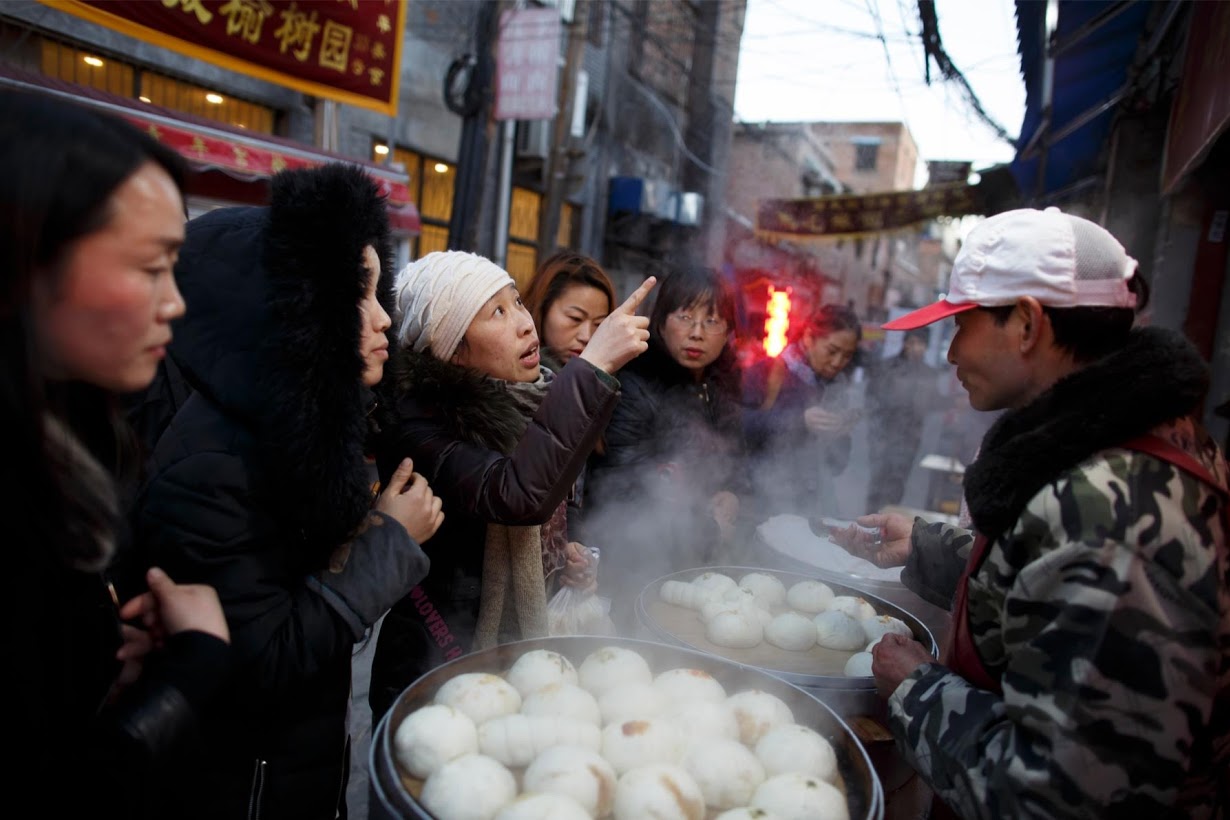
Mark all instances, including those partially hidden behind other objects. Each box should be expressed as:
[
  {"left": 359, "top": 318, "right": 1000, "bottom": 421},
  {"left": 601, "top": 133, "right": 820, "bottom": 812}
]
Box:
[
  {"left": 368, "top": 635, "right": 884, "bottom": 820},
  {"left": 636, "top": 566, "right": 938, "bottom": 717}
]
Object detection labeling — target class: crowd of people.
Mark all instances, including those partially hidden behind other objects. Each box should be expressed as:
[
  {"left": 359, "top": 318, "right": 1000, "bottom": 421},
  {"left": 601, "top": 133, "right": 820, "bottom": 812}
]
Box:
[{"left": 8, "top": 90, "right": 1226, "bottom": 820}]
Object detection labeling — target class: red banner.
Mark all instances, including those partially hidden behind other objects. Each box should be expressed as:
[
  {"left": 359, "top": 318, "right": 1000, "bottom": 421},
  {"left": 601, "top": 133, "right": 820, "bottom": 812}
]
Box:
[
  {"left": 757, "top": 182, "right": 985, "bottom": 237},
  {"left": 44, "top": 0, "right": 405, "bottom": 115},
  {"left": 1161, "top": 0, "right": 1230, "bottom": 194}
]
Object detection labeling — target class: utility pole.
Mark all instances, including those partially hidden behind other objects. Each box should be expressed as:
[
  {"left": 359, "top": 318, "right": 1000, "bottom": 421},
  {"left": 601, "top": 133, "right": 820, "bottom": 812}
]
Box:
[
  {"left": 537, "top": 6, "right": 588, "bottom": 258},
  {"left": 447, "top": 0, "right": 499, "bottom": 252}
]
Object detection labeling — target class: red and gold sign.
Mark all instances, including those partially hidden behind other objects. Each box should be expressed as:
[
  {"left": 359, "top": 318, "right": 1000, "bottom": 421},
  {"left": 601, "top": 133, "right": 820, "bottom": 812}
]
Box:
[
  {"left": 757, "top": 182, "right": 985, "bottom": 237},
  {"left": 43, "top": 0, "right": 405, "bottom": 115}
]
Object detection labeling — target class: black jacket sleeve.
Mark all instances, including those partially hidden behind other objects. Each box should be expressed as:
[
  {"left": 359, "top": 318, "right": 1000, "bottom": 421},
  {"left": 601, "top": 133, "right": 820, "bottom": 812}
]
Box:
[{"left": 382, "top": 357, "right": 620, "bottom": 526}]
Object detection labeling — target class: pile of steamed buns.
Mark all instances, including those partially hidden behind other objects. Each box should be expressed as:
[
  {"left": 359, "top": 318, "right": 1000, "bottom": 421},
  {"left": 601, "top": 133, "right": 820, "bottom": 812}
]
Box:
[
  {"left": 395, "top": 646, "right": 852, "bottom": 820},
  {"left": 659, "top": 572, "right": 912, "bottom": 677}
]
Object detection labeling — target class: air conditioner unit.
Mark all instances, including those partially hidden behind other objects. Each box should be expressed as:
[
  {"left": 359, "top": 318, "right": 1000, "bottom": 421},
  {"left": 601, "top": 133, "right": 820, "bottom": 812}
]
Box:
[{"left": 516, "top": 120, "right": 551, "bottom": 159}]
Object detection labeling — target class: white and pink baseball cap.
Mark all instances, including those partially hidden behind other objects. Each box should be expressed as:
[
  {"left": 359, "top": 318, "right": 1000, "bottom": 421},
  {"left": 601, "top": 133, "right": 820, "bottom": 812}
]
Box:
[{"left": 883, "top": 207, "right": 1139, "bottom": 330}]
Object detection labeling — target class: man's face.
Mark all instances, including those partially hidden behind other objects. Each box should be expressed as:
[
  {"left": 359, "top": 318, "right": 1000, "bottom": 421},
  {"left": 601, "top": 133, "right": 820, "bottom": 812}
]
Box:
[{"left": 946, "top": 308, "right": 1032, "bottom": 411}]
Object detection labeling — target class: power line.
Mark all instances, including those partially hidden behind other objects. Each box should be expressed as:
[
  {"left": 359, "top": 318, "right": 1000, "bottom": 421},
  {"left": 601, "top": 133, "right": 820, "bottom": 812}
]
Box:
[
  {"left": 917, "top": 0, "right": 1016, "bottom": 144},
  {"left": 864, "top": 0, "right": 910, "bottom": 120}
]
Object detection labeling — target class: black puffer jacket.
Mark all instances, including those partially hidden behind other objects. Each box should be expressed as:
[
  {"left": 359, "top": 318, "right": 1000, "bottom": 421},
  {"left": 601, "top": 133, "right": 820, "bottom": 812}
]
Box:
[
  {"left": 582, "top": 343, "right": 745, "bottom": 624},
  {"left": 368, "top": 349, "right": 619, "bottom": 722},
  {"left": 134, "top": 166, "right": 429, "bottom": 819}
]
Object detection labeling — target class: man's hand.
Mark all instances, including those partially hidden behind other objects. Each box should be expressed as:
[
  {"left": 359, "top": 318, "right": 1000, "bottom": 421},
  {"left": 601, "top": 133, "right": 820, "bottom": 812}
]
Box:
[
  {"left": 830, "top": 512, "right": 912, "bottom": 567},
  {"left": 871, "top": 632, "right": 934, "bottom": 699}
]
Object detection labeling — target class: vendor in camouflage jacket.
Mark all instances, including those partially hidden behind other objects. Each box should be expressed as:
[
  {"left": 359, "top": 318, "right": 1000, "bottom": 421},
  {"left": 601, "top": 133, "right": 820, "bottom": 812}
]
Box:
[{"left": 841, "top": 208, "right": 1228, "bottom": 819}]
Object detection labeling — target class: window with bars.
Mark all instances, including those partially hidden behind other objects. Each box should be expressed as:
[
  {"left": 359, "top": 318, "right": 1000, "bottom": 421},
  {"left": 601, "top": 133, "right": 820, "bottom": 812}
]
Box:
[
  {"left": 506, "top": 189, "right": 578, "bottom": 290},
  {"left": 33, "top": 35, "right": 274, "bottom": 133}
]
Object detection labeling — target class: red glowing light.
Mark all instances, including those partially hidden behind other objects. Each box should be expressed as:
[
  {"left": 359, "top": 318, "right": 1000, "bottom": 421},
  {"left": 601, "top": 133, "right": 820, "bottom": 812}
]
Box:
[{"left": 763, "top": 286, "right": 791, "bottom": 357}]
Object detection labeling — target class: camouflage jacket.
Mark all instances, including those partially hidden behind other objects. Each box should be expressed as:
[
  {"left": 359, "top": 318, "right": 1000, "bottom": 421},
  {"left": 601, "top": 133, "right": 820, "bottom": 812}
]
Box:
[{"left": 890, "top": 328, "right": 1230, "bottom": 819}]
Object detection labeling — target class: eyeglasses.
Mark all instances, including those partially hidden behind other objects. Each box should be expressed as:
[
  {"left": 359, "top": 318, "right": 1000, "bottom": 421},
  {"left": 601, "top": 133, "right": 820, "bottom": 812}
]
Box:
[{"left": 668, "top": 312, "right": 728, "bottom": 336}]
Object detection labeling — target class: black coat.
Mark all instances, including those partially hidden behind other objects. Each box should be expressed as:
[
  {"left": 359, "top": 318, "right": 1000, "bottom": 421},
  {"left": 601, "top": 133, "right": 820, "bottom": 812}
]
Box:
[
  {"left": 368, "top": 348, "right": 619, "bottom": 722},
  {"left": 581, "top": 344, "right": 745, "bottom": 621},
  {"left": 14, "top": 413, "right": 230, "bottom": 818},
  {"left": 133, "top": 166, "right": 429, "bottom": 819}
]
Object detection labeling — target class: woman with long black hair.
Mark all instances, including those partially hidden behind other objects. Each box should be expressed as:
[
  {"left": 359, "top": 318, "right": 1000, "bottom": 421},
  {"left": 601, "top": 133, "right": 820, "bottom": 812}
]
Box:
[{"left": 2, "top": 90, "right": 231, "bottom": 817}]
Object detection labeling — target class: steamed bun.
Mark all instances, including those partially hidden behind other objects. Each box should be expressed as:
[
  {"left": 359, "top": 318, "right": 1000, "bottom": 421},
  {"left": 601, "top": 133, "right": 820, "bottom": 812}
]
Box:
[
  {"left": 493, "top": 793, "right": 590, "bottom": 820},
  {"left": 393, "top": 704, "right": 478, "bottom": 779},
  {"left": 786, "top": 581, "right": 834, "bottom": 614},
  {"left": 421, "top": 753, "right": 516, "bottom": 820},
  {"left": 829, "top": 595, "right": 877, "bottom": 621},
  {"left": 613, "top": 764, "right": 705, "bottom": 820},
  {"left": 707, "top": 610, "right": 764, "bottom": 649},
  {"left": 506, "top": 649, "right": 578, "bottom": 696},
  {"left": 435, "top": 673, "right": 522, "bottom": 725},
  {"left": 578, "top": 646, "right": 653, "bottom": 698},
  {"left": 754, "top": 725, "right": 838, "bottom": 782},
  {"left": 523, "top": 745, "right": 617, "bottom": 818},
  {"left": 764, "top": 612, "right": 817, "bottom": 651},
  {"left": 654, "top": 668, "right": 727, "bottom": 705},
  {"left": 726, "top": 690, "right": 794, "bottom": 746},
  {"left": 813, "top": 610, "right": 867, "bottom": 651},
  {"left": 750, "top": 772, "right": 848, "bottom": 820},
  {"left": 739, "top": 572, "right": 788, "bottom": 609},
  {"left": 683, "top": 737, "right": 766, "bottom": 809},
  {"left": 843, "top": 652, "right": 874, "bottom": 678}
]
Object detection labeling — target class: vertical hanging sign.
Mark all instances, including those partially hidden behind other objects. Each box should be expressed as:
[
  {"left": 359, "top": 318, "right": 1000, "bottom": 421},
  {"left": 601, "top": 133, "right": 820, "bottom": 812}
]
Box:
[
  {"left": 493, "top": 6, "right": 560, "bottom": 121},
  {"left": 43, "top": 0, "right": 405, "bottom": 115}
]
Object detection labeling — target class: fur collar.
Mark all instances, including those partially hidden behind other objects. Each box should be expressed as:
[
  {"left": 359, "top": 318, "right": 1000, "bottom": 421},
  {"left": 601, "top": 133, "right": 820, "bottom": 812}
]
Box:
[
  {"left": 965, "top": 327, "right": 1211, "bottom": 541},
  {"left": 379, "top": 347, "right": 551, "bottom": 455},
  {"left": 169, "top": 165, "right": 393, "bottom": 556},
  {"left": 44, "top": 414, "right": 117, "bottom": 572}
]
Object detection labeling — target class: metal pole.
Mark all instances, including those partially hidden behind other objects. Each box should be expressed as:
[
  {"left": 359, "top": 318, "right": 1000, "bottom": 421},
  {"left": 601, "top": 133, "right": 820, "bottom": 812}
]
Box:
[{"left": 492, "top": 120, "right": 516, "bottom": 267}]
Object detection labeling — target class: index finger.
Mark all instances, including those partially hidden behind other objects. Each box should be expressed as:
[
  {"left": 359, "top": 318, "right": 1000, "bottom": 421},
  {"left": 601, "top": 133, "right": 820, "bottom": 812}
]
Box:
[{"left": 614, "top": 276, "right": 657, "bottom": 315}]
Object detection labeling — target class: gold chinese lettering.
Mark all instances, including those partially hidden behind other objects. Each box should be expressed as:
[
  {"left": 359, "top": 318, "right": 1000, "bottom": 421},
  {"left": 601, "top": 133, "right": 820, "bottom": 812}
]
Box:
[
  {"left": 372, "top": 41, "right": 386, "bottom": 61},
  {"left": 147, "top": 124, "right": 162, "bottom": 141},
  {"left": 377, "top": 13, "right": 391, "bottom": 33},
  {"left": 273, "top": 2, "right": 321, "bottom": 62},
  {"left": 271, "top": 155, "right": 287, "bottom": 173},
  {"left": 233, "top": 145, "right": 249, "bottom": 168},
  {"left": 336, "top": 0, "right": 359, "bottom": 9},
  {"left": 219, "top": 0, "right": 274, "bottom": 44},
  {"left": 355, "top": 33, "right": 370, "bottom": 53},
  {"left": 368, "top": 66, "right": 385, "bottom": 86},
  {"left": 351, "top": 58, "right": 365, "bottom": 76},
  {"left": 831, "top": 213, "right": 854, "bottom": 231},
  {"left": 162, "top": 0, "right": 213, "bottom": 25},
  {"left": 319, "top": 20, "right": 354, "bottom": 72},
  {"left": 191, "top": 136, "right": 207, "bottom": 157},
  {"left": 861, "top": 210, "right": 885, "bottom": 230}
]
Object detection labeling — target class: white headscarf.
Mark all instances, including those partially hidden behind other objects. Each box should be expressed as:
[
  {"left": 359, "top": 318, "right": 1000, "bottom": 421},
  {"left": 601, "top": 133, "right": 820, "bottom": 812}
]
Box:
[{"left": 394, "top": 251, "right": 515, "bottom": 360}]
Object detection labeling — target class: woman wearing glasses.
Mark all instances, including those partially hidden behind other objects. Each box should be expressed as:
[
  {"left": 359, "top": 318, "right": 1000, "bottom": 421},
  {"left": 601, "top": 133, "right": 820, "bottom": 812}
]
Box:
[{"left": 582, "top": 265, "right": 746, "bottom": 630}]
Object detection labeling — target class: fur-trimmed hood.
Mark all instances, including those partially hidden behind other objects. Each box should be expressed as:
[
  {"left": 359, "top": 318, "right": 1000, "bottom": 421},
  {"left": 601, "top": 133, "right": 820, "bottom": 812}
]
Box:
[
  {"left": 378, "top": 346, "right": 550, "bottom": 455},
  {"left": 965, "top": 326, "right": 1213, "bottom": 541},
  {"left": 167, "top": 164, "right": 394, "bottom": 549}
]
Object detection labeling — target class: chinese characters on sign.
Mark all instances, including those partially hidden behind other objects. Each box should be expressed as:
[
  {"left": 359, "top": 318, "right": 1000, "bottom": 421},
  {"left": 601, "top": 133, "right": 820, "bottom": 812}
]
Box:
[
  {"left": 756, "top": 183, "right": 987, "bottom": 237},
  {"left": 494, "top": 6, "right": 560, "bottom": 121},
  {"left": 46, "top": 0, "right": 404, "bottom": 115}
]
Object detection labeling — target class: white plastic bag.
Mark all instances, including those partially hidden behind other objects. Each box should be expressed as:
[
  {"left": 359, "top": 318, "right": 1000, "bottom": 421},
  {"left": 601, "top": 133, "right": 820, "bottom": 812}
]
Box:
[{"left": 547, "top": 547, "right": 615, "bottom": 636}]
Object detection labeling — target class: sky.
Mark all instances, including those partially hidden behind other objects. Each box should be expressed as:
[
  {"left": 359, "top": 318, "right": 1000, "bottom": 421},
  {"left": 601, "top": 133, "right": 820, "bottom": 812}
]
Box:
[{"left": 733, "top": 0, "right": 1027, "bottom": 180}]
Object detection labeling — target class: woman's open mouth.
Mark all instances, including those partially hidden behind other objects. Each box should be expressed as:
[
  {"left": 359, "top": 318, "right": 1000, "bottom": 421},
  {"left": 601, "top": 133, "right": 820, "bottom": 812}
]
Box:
[{"left": 520, "top": 344, "right": 540, "bottom": 367}]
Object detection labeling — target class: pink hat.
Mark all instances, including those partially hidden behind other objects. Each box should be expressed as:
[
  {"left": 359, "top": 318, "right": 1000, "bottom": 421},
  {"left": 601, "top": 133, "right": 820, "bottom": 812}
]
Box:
[{"left": 884, "top": 207, "right": 1139, "bottom": 330}]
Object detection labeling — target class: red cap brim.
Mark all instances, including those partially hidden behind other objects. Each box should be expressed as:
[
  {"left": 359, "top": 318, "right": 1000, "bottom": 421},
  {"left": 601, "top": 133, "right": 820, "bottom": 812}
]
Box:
[{"left": 882, "top": 300, "right": 977, "bottom": 330}]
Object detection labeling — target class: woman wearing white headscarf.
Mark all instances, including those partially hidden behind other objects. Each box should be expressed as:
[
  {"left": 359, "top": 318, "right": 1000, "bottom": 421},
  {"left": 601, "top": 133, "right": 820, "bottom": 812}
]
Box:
[{"left": 368, "top": 251, "right": 654, "bottom": 721}]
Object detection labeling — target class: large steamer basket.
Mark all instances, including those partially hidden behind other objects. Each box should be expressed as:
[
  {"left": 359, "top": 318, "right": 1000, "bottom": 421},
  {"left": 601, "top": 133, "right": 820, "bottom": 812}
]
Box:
[
  {"left": 752, "top": 516, "right": 952, "bottom": 647},
  {"left": 636, "top": 566, "right": 937, "bottom": 719},
  {"left": 369, "top": 635, "right": 885, "bottom": 820}
]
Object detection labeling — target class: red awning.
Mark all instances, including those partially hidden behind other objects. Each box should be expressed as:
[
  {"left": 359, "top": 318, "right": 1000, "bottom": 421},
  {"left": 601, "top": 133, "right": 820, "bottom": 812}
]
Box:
[{"left": 0, "top": 66, "right": 421, "bottom": 235}]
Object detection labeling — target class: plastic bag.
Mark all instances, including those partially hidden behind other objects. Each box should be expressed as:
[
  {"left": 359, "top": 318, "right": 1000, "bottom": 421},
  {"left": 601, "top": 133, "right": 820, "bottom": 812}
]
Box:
[{"left": 547, "top": 547, "right": 616, "bottom": 636}]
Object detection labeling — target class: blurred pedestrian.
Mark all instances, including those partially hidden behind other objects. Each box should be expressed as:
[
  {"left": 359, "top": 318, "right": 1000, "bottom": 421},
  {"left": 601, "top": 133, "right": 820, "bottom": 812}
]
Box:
[
  {"left": 743, "top": 303, "right": 862, "bottom": 518},
  {"left": 864, "top": 327, "right": 944, "bottom": 512},
  {"left": 133, "top": 164, "right": 439, "bottom": 819},
  {"left": 2, "top": 90, "right": 231, "bottom": 818}
]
